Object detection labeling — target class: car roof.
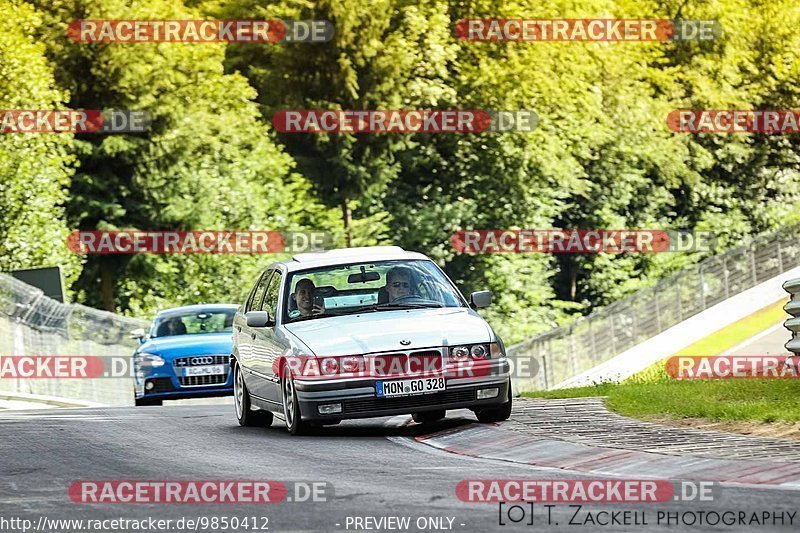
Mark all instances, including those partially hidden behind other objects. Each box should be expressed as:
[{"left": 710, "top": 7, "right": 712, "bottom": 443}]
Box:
[
  {"left": 275, "top": 246, "right": 432, "bottom": 272},
  {"left": 154, "top": 303, "right": 239, "bottom": 317}
]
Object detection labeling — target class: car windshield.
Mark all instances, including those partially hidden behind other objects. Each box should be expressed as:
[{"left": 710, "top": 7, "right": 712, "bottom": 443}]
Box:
[
  {"left": 151, "top": 309, "right": 236, "bottom": 338},
  {"left": 284, "top": 259, "right": 465, "bottom": 323}
]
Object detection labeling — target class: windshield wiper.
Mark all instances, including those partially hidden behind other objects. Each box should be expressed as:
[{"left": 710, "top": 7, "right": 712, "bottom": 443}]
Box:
[
  {"left": 288, "top": 313, "right": 330, "bottom": 323},
  {"left": 371, "top": 302, "right": 444, "bottom": 310}
]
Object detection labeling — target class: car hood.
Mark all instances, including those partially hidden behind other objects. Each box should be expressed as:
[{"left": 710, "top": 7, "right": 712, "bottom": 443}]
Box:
[
  {"left": 284, "top": 307, "right": 492, "bottom": 356},
  {"left": 138, "top": 332, "right": 232, "bottom": 357}
]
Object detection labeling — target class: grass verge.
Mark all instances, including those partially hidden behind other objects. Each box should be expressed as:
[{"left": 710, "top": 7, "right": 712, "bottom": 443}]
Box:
[{"left": 521, "top": 300, "right": 800, "bottom": 423}]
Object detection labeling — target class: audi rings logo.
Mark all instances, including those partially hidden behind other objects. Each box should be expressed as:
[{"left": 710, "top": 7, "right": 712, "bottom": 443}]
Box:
[{"left": 190, "top": 356, "right": 214, "bottom": 366}]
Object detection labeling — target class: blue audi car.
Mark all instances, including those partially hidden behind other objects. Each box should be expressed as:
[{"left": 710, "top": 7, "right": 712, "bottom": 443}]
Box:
[{"left": 132, "top": 304, "right": 237, "bottom": 406}]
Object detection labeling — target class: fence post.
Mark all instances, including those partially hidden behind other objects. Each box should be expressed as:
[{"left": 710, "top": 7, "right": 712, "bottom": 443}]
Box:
[
  {"left": 609, "top": 315, "right": 617, "bottom": 355},
  {"left": 676, "top": 276, "right": 683, "bottom": 321},
  {"left": 723, "top": 257, "right": 730, "bottom": 299},
  {"left": 654, "top": 288, "right": 662, "bottom": 331},
  {"left": 699, "top": 266, "right": 706, "bottom": 310},
  {"left": 778, "top": 241, "right": 784, "bottom": 273},
  {"left": 542, "top": 354, "right": 549, "bottom": 390},
  {"left": 750, "top": 247, "right": 758, "bottom": 285},
  {"left": 569, "top": 327, "right": 577, "bottom": 376}
]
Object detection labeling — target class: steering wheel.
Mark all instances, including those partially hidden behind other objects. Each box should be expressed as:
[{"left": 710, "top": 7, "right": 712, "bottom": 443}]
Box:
[{"left": 387, "top": 295, "right": 420, "bottom": 304}]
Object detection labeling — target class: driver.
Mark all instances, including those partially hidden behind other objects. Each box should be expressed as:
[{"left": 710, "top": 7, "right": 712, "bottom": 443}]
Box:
[
  {"left": 292, "top": 278, "right": 325, "bottom": 316},
  {"left": 161, "top": 316, "right": 186, "bottom": 336},
  {"left": 385, "top": 267, "right": 414, "bottom": 302}
]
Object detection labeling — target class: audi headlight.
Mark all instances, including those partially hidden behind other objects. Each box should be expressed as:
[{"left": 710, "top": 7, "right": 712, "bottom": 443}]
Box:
[{"left": 135, "top": 353, "right": 165, "bottom": 368}]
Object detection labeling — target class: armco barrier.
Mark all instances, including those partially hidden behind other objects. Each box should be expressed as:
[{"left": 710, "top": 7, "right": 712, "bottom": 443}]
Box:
[
  {"left": 508, "top": 225, "right": 800, "bottom": 393},
  {"left": 0, "top": 273, "right": 146, "bottom": 405},
  {"left": 784, "top": 277, "right": 800, "bottom": 356}
]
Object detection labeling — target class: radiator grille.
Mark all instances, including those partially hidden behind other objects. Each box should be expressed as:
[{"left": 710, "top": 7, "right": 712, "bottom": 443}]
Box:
[
  {"left": 178, "top": 374, "right": 228, "bottom": 387},
  {"left": 343, "top": 389, "right": 474, "bottom": 413}
]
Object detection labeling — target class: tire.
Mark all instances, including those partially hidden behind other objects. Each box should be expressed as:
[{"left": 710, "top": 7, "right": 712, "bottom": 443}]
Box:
[
  {"left": 135, "top": 397, "right": 162, "bottom": 406},
  {"left": 281, "top": 370, "right": 310, "bottom": 435},
  {"left": 412, "top": 410, "right": 445, "bottom": 424},
  {"left": 234, "top": 361, "right": 273, "bottom": 427},
  {"left": 475, "top": 382, "right": 512, "bottom": 423}
]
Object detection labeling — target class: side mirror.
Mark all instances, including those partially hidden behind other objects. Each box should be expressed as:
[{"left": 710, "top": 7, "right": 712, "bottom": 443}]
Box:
[
  {"left": 470, "top": 290, "right": 492, "bottom": 309},
  {"left": 245, "top": 310, "right": 271, "bottom": 328},
  {"left": 130, "top": 328, "right": 146, "bottom": 340}
]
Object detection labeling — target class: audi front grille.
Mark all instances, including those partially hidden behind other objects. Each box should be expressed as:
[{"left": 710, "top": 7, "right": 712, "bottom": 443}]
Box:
[{"left": 172, "top": 354, "right": 230, "bottom": 387}]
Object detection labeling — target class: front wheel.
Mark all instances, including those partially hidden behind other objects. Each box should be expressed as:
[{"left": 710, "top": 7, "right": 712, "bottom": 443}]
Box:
[
  {"left": 475, "top": 381, "right": 512, "bottom": 423},
  {"left": 234, "top": 361, "right": 273, "bottom": 427},
  {"left": 281, "top": 371, "right": 310, "bottom": 435}
]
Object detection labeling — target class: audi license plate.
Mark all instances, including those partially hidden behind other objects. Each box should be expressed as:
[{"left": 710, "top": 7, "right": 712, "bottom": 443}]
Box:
[
  {"left": 376, "top": 377, "right": 445, "bottom": 398},
  {"left": 183, "top": 365, "right": 226, "bottom": 377}
]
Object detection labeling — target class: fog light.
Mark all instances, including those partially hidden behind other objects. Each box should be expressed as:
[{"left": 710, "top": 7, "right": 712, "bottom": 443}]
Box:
[
  {"left": 318, "top": 403, "right": 342, "bottom": 415},
  {"left": 477, "top": 387, "right": 499, "bottom": 399},
  {"left": 145, "top": 381, "right": 155, "bottom": 391}
]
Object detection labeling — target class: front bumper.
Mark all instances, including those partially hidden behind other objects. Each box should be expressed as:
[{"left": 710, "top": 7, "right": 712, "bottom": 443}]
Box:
[
  {"left": 134, "top": 355, "right": 233, "bottom": 400},
  {"left": 294, "top": 358, "right": 510, "bottom": 421}
]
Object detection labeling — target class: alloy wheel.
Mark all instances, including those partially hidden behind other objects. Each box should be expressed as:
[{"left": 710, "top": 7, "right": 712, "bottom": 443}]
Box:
[{"left": 234, "top": 363, "right": 244, "bottom": 420}]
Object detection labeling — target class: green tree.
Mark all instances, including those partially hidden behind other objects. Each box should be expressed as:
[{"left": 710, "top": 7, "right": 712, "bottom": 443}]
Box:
[
  {"left": 32, "top": 0, "right": 339, "bottom": 312},
  {"left": 0, "top": 0, "right": 80, "bottom": 284}
]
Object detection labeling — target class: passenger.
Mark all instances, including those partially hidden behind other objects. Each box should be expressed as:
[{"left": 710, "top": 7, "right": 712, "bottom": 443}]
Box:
[
  {"left": 385, "top": 267, "right": 414, "bottom": 302},
  {"left": 292, "top": 278, "right": 325, "bottom": 316}
]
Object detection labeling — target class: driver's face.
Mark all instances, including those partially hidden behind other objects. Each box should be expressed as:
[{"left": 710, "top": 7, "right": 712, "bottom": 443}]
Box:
[
  {"left": 387, "top": 274, "right": 411, "bottom": 301},
  {"left": 295, "top": 282, "right": 315, "bottom": 315}
]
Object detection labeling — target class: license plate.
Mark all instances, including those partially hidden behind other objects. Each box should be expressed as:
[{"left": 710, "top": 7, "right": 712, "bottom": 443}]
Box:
[
  {"left": 376, "top": 377, "right": 446, "bottom": 398},
  {"left": 183, "top": 365, "right": 226, "bottom": 377}
]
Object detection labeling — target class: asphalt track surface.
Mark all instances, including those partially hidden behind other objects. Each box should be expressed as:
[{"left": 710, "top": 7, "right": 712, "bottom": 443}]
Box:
[{"left": 1, "top": 405, "right": 799, "bottom": 532}]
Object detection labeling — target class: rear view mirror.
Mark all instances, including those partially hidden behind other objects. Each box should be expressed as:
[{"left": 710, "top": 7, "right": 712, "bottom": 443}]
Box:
[
  {"left": 348, "top": 271, "right": 380, "bottom": 283},
  {"left": 245, "top": 311, "right": 271, "bottom": 328},
  {"left": 470, "top": 290, "right": 492, "bottom": 309}
]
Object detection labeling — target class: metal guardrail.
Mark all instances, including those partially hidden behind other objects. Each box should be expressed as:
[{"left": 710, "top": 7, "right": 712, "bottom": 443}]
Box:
[
  {"left": 783, "top": 277, "right": 800, "bottom": 356},
  {"left": 0, "top": 273, "right": 147, "bottom": 404},
  {"left": 508, "top": 225, "right": 800, "bottom": 392}
]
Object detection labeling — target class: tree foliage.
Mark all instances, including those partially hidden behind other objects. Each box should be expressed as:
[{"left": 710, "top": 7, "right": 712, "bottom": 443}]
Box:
[{"left": 3, "top": 0, "right": 798, "bottom": 343}]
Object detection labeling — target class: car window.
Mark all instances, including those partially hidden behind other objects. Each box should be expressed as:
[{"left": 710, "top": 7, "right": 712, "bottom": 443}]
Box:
[
  {"left": 262, "top": 270, "right": 282, "bottom": 315},
  {"left": 151, "top": 309, "right": 236, "bottom": 338},
  {"left": 283, "top": 259, "right": 465, "bottom": 323},
  {"left": 247, "top": 271, "right": 271, "bottom": 313}
]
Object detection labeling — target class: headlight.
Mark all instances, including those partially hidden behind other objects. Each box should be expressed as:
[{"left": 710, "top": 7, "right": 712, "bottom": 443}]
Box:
[
  {"left": 470, "top": 344, "right": 488, "bottom": 359},
  {"left": 320, "top": 357, "right": 339, "bottom": 375},
  {"left": 449, "top": 346, "right": 470, "bottom": 362},
  {"left": 341, "top": 356, "right": 364, "bottom": 373},
  {"left": 135, "top": 353, "right": 165, "bottom": 368},
  {"left": 449, "top": 343, "right": 503, "bottom": 362}
]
